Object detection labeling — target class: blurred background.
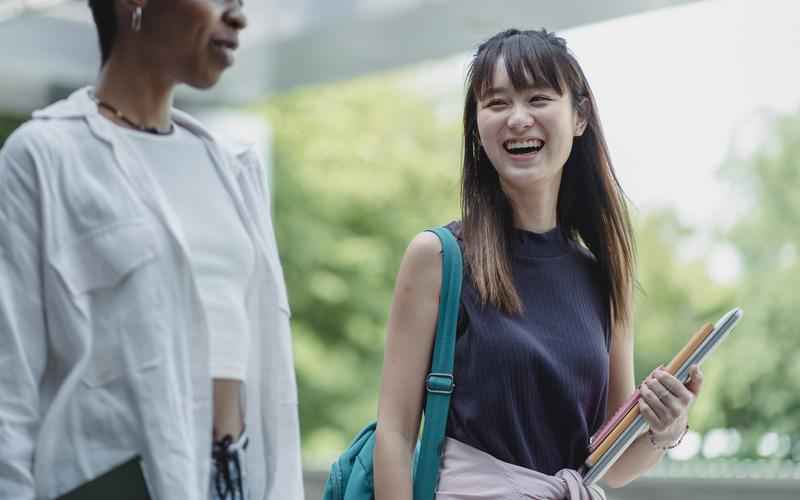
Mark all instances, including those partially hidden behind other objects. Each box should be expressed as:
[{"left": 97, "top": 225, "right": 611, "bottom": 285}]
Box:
[{"left": 1, "top": 0, "right": 799, "bottom": 498}]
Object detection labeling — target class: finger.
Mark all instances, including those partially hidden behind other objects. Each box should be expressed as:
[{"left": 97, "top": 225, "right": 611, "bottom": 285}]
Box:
[
  {"left": 639, "top": 384, "right": 668, "bottom": 427},
  {"left": 685, "top": 365, "right": 704, "bottom": 395},
  {"left": 638, "top": 399, "right": 665, "bottom": 432},
  {"left": 655, "top": 369, "right": 695, "bottom": 406},
  {"left": 646, "top": 378, "right": 683, "bottom": 420}
]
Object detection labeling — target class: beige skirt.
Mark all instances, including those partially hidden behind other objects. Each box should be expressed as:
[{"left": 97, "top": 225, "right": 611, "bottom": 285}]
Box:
[{"left": 435, "top": 438, "right": 606, "bottom": 500}]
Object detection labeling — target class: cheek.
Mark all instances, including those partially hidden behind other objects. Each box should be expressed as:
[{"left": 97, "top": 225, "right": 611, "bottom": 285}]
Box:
[
  {"left": 185, "top": 31, "right": 214, "bottom": 74},
  {"left": 540, "top": 113, "right": 576, "bottom": 149},
  {"left": 186, "top": 22, "right": 209, "bottom": 50},
  {"left": 180, "top": 5, "right": 215, "bottom": 48},
  {"left": 476, "top": 113, "right": 502, "bottom": 145},
  {"left": 155, "top": 26, "right": 202, "bottom": 63}
]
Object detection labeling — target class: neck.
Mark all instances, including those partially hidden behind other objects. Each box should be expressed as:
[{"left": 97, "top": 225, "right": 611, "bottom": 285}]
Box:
[
  {"left": 94, "top": 48, "right": 175, "bottom": 131},
  {"left": 502, "top": 174, "right": 561, "bottom": 234}
]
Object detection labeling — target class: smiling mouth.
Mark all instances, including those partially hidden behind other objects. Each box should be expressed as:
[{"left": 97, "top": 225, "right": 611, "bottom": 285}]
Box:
[
  {"left": 211, "top": 39, "right": 238, "bottom": 51},
  {"left": 503, "top": 138, "right": 545, "bottom": 155}
]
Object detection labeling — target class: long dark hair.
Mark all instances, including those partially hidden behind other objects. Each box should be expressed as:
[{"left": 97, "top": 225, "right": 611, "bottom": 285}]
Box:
[
  {"left": 88, "top": 0, "right": 117, "bottom": 67},
  {"left": 461, "top": 28, "right": 635, "bottom": 331}
]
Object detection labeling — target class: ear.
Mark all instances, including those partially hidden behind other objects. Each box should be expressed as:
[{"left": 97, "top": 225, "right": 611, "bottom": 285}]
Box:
[{"left": 574, "top": 96, "right": 590, "bottom": 137}]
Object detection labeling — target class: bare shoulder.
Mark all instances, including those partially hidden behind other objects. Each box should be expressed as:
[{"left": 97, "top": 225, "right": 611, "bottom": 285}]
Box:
[
  {"left": 406, "top": 231, "right": 443, "bottom": 261},
  {"left": 395, "top": 231, "right": 444, "bottom": 298},
  {"left": 404, "top": 232, "right": 444, "bottom": 274}
]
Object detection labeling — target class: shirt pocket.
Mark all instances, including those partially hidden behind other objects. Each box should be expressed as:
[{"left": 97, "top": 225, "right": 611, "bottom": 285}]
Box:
[{"left": 50, "top": 219, "right": 164, "bottom": 387}]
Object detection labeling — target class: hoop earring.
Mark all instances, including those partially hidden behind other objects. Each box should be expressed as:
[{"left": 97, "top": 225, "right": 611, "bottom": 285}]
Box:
[{"left": 132, "top": 6, "right": 143, "bottom": 32}]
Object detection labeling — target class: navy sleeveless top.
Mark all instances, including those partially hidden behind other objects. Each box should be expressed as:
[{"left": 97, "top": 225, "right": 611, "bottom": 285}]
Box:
[{"left": 445, "top": 222, "right": 611, "bottom": 475}]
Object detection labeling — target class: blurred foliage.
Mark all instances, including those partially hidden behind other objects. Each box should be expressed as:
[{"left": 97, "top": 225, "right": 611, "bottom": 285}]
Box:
[
  {"left": 709, "top": 114, "right": 800, "bottom": 452},
  {"left": 260, "top": 71, "right": 799, "bottom": 463},
  {"left": 259, "top": 75, "right": 461, "bottom": 461},
  {"left": 632, "top": 208, "right": 734, "bottom": 384},
  {"left": 0, "top": 115, "right": 24, "bottom": 148}
]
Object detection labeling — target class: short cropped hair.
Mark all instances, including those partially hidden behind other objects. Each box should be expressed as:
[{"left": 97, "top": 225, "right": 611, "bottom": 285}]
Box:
[{"left": 88, "top": 0, "right": 118, "bottom": 66}]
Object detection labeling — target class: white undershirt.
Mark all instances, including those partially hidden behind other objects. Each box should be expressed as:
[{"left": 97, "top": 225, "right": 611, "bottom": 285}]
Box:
[{"left": 120, "top": 124, "right": 255, "bottom": 381}]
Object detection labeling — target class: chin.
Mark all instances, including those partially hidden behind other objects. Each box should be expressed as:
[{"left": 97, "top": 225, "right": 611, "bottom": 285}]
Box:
[
  {"left": 183, "top": 66, "right": 225, "bottom": 90},
  {"left": 499, "top": 164, "right": 560, "bottom": 188},
  {"left": 187, "top": 74, "right": 222, "bottom": 90}
]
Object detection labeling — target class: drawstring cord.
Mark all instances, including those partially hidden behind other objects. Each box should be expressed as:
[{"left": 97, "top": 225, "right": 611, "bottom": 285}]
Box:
[{"left": 212, "top": 434, "right": 248, "bottom": 499}]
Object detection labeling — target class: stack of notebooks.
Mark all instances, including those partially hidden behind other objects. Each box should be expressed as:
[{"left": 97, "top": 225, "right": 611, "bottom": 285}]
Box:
[{"left": 580, "top": 308, "right": 743, "bottom": 486}]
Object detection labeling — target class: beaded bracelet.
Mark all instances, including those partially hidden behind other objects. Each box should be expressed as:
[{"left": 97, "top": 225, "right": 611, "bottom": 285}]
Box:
[{"left": 648, "top": 424, "right": 689, "bottom": 450}]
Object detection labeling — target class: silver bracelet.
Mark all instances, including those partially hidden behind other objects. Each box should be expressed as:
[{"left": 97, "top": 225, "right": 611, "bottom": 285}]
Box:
[{"left": 648, "top": 424, "right": 689, "bottom": 450}]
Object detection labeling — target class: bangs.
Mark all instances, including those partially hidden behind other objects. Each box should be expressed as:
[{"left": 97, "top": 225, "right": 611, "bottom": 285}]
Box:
[{"left": 470, "top": 31, "right": 566, "bottom": 99}]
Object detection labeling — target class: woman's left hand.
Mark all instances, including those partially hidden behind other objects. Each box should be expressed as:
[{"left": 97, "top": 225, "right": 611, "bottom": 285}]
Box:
[{"left": 638, "top": 365, "right": 704, "bottom": 447}]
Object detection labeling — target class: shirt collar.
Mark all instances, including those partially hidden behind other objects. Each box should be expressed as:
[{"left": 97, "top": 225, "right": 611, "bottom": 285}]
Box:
[{"left": 32, "top": 86, "right": 253, "bottom": 158}]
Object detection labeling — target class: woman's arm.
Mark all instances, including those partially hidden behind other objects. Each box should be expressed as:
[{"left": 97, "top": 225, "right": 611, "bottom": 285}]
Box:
[
  {"left": 601, "top": 318, "right": 704, "bottom": 488},
  {"left": 374, "top": 232, "right": 444, "bottom": 500}
]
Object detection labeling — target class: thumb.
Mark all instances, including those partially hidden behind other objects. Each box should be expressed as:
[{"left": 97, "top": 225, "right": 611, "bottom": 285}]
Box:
[{"left": 685, "top": 364, "right": 704, "bottom": 396}]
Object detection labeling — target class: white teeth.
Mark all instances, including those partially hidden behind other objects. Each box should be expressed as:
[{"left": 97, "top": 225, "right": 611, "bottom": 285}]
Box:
[{"left": 504, "top": 139, "right": 544, "bottom": 150}]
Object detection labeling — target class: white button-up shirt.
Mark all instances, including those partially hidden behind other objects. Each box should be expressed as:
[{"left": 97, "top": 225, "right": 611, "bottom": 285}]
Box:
[{"left": 0, "top": 88, "right": 304, "bottom": 500}]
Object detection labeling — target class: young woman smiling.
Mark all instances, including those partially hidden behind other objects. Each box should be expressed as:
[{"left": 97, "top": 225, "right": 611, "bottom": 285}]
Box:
[
  {"left": 0, "top": 1, "right": 302, "bottom": 499},
  {"left": 373, "top": 29, "right": 703, "bottom": 500}
]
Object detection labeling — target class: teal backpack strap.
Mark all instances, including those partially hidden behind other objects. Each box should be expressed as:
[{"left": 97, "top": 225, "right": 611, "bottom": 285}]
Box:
[{"left": 413, "top": 226, "right": 463, "bottom": 500}]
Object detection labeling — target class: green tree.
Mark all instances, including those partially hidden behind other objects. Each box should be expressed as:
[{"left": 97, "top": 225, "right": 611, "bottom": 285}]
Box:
[
  {"left": 632, "top": 209, "right": 734, "bottom": 387},
  {"left": 634, "top": 112, "right": 800, "bottom": 458},
  {"left": 708, "top": 112, "right": 800, "bottom": 454},
  {"left": 260, "top": 75, "right": 461, "bottom": 460},
  {"left": 631, "top": 210, "right": 739, "bottom": 442}
]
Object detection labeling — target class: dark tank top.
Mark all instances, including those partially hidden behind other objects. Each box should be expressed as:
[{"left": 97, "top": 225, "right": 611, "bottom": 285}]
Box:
[{"left": 444, "top": 221, "right": 611, "bottom": 475}]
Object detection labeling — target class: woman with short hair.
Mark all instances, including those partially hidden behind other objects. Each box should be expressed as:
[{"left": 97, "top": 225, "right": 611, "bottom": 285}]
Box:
[{"left": 0, "top": 1, "right": 303, "bottom": 499}]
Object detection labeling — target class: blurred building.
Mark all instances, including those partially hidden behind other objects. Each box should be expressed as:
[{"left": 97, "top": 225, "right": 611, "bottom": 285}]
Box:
[
  {"left": 0, "top": 0, "right": 700, "bottom": 113},
  {"left": 0, "top": 0, "right": 704, "bottom": 175}
]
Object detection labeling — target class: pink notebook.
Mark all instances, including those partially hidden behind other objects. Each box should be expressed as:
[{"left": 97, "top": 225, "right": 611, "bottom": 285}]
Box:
[
  {"left": 588, "top": 389, "right": 640, "bottom": 454},
  {"left": 588, "top": 366, "right": 663, "bottom": 453}
]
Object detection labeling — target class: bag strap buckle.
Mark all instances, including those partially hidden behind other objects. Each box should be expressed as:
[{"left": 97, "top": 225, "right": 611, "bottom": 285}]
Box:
[{"left": 426, "top": 373, "right": 455, "bottom": 395}]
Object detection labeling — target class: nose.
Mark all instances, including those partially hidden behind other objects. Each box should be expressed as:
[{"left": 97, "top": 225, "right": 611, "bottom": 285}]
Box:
[
  {"left": 223, "top": 2, "right": 248, "bottom": 31},
  {"left": 507, "top": 104, "right": 534, "bottom": 131}
]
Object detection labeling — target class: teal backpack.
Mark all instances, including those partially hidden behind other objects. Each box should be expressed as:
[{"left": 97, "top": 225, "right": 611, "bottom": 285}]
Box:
[{"left": 322, "top": 227, "right": 463, "bottom": 500}]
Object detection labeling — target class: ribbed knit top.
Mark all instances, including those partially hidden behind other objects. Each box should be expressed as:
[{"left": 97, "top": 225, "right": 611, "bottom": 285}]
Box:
[{"left": 445, "top": 221, "right": 611, "bottom": 475}]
